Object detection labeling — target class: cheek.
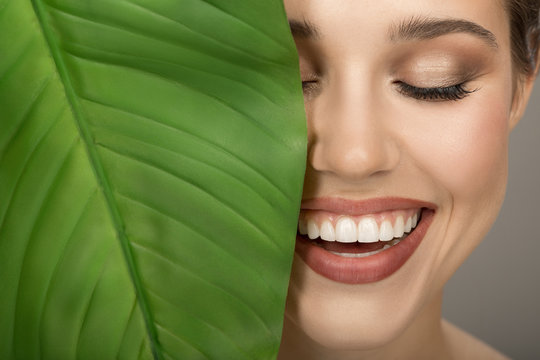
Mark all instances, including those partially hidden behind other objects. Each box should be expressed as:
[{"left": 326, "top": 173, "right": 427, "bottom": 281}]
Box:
[
  {"left": 405, "top": 95, "right": 511, "bottom": 203},
  {"left": 397, "top": 91, "right": 513, "bottom": 285}
]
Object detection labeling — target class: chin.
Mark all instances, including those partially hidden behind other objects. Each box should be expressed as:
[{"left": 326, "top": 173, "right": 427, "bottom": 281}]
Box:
[
  {"left": 288, "top": 304, "right": 413, "bottom": 351},
  {"left": 285, "top": 249, "right": 437, "bottom": 352},
  {"left": 283, "top": 189, "right": 506, "bottom": 354}
]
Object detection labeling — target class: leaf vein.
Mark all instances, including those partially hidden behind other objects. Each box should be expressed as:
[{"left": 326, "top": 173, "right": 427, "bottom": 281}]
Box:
[
  {"left": 124, "top": 0, "right": 287, "bottom": 68},
  {"left": 38, "top": 188, "right": 98, "bottom": 355},
  {"left": 81, "top": 95, "right": 291, "bottom": 203},
  {"left": 46, "top": 1, "right": 282, "bottom": 81},
  {"left": 116, "top": 193, "right": 279, "bottom": 300},
  {"left": 30, "top": 0, "right": 162, "bottom": 358},
  {"left": 0, "top": 75, "right": 53, "bottom": 156},
  {"left": 136, "top": 337, "right": 147, "bottom": 360},
  {"left": 74, "top": 252, "right": 110, "bottom": 358},
  {"left": 154, "top": 323, "right": 209, "bottom": 360},
  {"left": 147, "top": 289, "right": 251, "bottom": 360},
  {"left": 93, "top": 128, "right": 287, "bottom": 215},
  {"left": 198, "top": 0, "right": 289, "bottom": 52},
  {"left": 0, "top": 104, "right": 66, "bottom": 235},
  {"left": 98, "top": 143, "right": 282, "bottom": 254},
  {"left": 61, "top": 41, "right": 280, "bottom": 107},
  {"left": 115, "top": 297, "right": 138, "bottom": 359},
  {"left": 64, "top": 51, "right": 287, "bottom": 147},
  {"left": 0, "top": 38, "right": 36, "bottom": 85},
  {"left": 131, "top": 241, "right": 276, "bottom": 340},
  {"left": 12, "top": 137, "right": 79, "bottom": 355}
]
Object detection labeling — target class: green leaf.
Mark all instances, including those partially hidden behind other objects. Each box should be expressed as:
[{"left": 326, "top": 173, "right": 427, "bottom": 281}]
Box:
[{"left": 0, "top": 0, "right": 306, "bottom": 359}]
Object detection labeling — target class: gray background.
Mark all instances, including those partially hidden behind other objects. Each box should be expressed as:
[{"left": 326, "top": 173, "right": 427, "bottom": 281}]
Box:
[{"left": 443, "top": 82, "right": 540, "bottom": 359}]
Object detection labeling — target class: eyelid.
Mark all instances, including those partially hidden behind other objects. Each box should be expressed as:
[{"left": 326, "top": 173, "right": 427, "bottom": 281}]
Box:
[
  {"left": 300, "top": 69, "right": 319, "bottom": 81},
  {"left": 394, "top": 80, "right": 476, "bottom": 101},
  {"left": 301, "top": 80, "right": 320, "bottom": 95}
]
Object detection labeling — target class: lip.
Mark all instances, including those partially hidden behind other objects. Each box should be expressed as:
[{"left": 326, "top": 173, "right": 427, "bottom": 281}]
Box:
[
  {"left": 295, "top": 197, "right": 437, "bottom": 284},
  {"left": 301, "top": 197, "right": 436, "bottom": 215}
]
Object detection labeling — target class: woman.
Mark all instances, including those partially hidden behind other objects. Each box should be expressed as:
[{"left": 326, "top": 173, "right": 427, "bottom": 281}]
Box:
[{"left": 278, "top": 0, "right": 539, "bottom": 359}]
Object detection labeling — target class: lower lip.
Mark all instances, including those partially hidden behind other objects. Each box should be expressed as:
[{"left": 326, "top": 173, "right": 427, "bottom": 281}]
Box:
[{"left": 295, "top": 209, "right": 435, "bottom": 284}]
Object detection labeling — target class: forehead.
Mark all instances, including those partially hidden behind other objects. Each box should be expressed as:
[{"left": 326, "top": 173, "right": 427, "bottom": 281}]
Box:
[{"left": 283, "top": 0, "right": 509, "bottom": 51}]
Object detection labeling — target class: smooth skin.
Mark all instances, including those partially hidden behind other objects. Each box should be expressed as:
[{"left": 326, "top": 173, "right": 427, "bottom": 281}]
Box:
[{"left": 279, "top": 0, "right": 536, "bottom": 359}]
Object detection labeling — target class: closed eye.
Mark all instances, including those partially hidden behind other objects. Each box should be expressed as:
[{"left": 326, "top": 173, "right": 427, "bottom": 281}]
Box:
[
  {"left": 301, "top": 80, "right": 321, "bottom": 98},
  {"left": 395, "top": 81, "right": 476, "bottom": 101},
  {"left": 302, "top": 80, "right": 318, "bottom": 90}
]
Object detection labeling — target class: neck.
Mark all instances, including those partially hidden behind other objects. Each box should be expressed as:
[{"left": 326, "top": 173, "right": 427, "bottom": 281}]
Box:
[{"left": 278, "top": 291, "right": 451, "bottom": 360}]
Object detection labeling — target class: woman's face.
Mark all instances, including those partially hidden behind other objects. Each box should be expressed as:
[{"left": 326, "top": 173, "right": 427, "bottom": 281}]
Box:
[{"left": 283, "top": 0, "right": 529, "bottom": 352}]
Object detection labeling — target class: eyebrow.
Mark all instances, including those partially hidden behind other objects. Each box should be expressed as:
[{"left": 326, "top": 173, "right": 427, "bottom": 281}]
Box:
[
  {"left": 288, "top": 16, "right": 498, "bottom": 48},
  {"left": 288, "top": 19, "right": 320, "bottom": 40},
  {"left": 389, "top": 17, "right": 498, "bottom": 48}
]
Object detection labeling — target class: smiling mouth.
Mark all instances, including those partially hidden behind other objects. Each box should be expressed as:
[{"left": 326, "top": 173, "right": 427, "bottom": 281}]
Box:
[
  {"left": 297, "top": 209, "right": 422, "bottom": 257},
  {"left": 294, "top": 198, "right": 436, "bottom": 284}
]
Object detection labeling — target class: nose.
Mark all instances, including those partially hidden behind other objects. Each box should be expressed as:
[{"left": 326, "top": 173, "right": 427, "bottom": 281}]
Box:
[{"left": 308, "top": 83, "right": 400, "bottom": 181}]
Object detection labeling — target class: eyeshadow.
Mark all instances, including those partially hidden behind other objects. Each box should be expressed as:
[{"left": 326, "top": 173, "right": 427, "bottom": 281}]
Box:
[
  {"left": 401, "top": 55, "right": 478, "bottom": 86},
  {"left": 389, "top": 37, "right": 495, "bottom": 87}
]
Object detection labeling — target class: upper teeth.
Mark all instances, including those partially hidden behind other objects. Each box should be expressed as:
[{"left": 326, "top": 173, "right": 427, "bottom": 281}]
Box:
[{"left": 299, "top": 210, "right": 420, "bottom": 243}]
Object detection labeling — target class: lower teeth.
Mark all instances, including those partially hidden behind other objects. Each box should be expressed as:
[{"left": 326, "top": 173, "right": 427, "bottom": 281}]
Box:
[{"left": 328, "top": 238, "right": 402, "bottom": 258}]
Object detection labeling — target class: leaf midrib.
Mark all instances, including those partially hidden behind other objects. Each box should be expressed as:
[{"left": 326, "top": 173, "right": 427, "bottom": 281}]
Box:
[{"left": 29, "top": 1, "right": 161, "bottom": 358}]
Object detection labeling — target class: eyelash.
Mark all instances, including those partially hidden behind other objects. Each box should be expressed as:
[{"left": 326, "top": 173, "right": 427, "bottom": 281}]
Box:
[
  {"left": 301, "top": 79, "right": 475, "bottom": 102},
  {"left": 302, "top": 80, "right": 319, "bottom": 93},
  {"left": 395, "top": 81, "right": 475, "bottom": 101}
]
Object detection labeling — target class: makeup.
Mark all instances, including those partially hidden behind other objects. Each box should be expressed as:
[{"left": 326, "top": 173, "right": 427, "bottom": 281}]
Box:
[
  {"left": 389, "top": 37, "right": 495, "bottom": 96},
  {"left": 281, "top": 0, "right": 519, "bottom": 356},
  {"left": 295, "top": 198, "right": 436, "bottom": 284}
]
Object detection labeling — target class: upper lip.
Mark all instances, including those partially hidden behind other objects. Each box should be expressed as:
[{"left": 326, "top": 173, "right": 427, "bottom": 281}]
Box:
[{"left": 300, "top": 197, "right": 437, "bottom": 215}]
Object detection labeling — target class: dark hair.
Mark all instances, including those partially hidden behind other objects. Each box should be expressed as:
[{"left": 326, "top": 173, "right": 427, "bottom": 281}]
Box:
[{"left": 507, "top": 0, "right": 540, "bottom": 77}]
